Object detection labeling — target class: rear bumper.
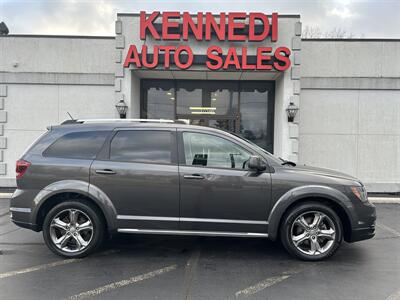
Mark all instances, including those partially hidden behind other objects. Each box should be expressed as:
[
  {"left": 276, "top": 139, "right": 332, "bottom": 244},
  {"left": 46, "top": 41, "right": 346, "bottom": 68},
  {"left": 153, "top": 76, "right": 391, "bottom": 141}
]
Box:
[
  {"left": 10, "top": 188, "right": 40, "bottom": 232},
  {"left": 11, "top": 218, "right": 40, "bottom": 232}
]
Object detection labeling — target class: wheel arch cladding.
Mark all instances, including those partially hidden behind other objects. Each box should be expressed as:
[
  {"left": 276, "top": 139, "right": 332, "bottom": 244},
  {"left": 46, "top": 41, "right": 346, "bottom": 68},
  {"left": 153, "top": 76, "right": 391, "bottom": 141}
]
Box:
[
  {"left": 268, "top": 185, "right": 355, "bottom": 241},
  {"left": 32, "top": 180, "right": 117, "bottom": 232}
]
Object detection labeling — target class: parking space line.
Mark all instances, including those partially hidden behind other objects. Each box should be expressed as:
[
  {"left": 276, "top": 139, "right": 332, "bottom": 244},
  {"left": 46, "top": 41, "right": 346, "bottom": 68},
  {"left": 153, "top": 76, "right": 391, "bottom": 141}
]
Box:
[
  {"left": 0, "top": 209, "right": 9, "bottom": 217},
  {"left": 183, "top": 247, "right": 201, "bottom": 300},
  {"left": 235, "top": 270, "right": 300, "bottom": 298},
  {"left": 68, "top": 264, "right": 178, "bottom": 300},
  {"left": 0, "top": 258, "right": 81, "bottom": 279},
  {"left": 0, "top": 249, "right": 118, "bottom": 279},
  {"left": 0, "top": 228, "right": 21, "bottom": 236},
  {"left": 376, "top": 223, "right": 400, "bottom": 237}
]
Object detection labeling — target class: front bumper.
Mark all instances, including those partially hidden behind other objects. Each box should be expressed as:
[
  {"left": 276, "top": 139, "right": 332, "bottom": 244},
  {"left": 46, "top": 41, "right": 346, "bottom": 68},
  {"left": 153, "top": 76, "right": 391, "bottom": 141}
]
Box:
[
  {"left": 348, "top": 201, "right": 376, "bottom": 242},
  {"left": 349, "top": 224, "right": 376, "bottom": 242}
]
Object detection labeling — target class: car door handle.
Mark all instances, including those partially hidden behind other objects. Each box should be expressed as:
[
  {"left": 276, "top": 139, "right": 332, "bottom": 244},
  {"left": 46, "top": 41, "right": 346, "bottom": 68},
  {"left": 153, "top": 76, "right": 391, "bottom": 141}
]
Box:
[
  {"left": 183, "top": 174, "right": 205, "bottom": 180},
  {"left": 95, "top": 169, "right": 116, "bottom": 175}
]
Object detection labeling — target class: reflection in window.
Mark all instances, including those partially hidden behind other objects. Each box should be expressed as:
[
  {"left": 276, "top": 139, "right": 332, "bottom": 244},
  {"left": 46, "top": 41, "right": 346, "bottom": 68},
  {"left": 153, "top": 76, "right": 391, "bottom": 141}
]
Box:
[
  {"left": 110, "top": 131, "right": 172, "bottom": 164},
  {"left": 183, "top": 132, "right": 251, "bottom": 169},
  {"left": 142, "top": 81, "right": 175, "bottom": 119},
  {"left": 177, "top": 81, "right": 239, "bottom": 116},
  {"left": 177, "top": 82, "right": 202, "bottom": 115},
  {"left": 209, "top": 88, "right": 239, "bottom": 115},
  {"left": 43, "top": 131, "right": 109, "bottom": 159},
  {"left": 240, "top": 83, "right": 273, "bottom": 152}
]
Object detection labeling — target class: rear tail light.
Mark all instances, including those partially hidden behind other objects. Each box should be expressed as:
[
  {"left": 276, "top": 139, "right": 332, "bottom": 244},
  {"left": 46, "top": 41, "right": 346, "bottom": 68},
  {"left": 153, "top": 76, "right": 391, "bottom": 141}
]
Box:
[{"left": 16, "top": 159, "right": 31, "bottom": 179}]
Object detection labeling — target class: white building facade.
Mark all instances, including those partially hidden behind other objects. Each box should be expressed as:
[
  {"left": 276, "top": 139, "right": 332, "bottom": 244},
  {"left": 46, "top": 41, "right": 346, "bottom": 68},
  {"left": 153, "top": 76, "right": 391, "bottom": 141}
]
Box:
[{"left": 0, "top": 12, "right": 399, "bottom": 193}]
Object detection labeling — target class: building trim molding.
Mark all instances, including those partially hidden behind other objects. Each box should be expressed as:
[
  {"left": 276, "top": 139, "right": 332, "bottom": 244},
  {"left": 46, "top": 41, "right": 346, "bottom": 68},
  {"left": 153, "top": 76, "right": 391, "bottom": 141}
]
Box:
[
  {"left": 301, "top": 77, "right": 400, "bottom": 90},
  {"left": 0, "top": 72, "right": 114, "bottom": 86}
]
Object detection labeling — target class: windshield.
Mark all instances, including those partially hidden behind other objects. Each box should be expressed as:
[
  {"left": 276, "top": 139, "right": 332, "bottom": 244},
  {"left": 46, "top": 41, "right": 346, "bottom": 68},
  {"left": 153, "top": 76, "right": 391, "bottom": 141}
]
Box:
[{"left": 228, "top": 132, "right": 282, "bottom": 165}]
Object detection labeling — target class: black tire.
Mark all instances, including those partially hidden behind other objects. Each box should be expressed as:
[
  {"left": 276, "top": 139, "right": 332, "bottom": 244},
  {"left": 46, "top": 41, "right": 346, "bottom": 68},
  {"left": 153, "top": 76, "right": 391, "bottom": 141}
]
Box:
[
  {"left": 43, "top": 199, "right": 105, "bottom": 258},
  {"left": 280, "top": 202, "right": 343, "bottom": 261}
]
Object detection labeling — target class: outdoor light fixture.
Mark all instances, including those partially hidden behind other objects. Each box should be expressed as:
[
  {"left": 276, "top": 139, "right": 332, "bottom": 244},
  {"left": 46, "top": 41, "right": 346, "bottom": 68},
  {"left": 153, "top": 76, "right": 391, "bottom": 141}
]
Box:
[
  {"left": 286, "top": 102, "right": 299, "bottom": 122},
  {"left": 0, "top": 22, "right": 9, "bottom": 35},
  {"left": 115, "top": 99, "right": 128, "bottom": 119}
]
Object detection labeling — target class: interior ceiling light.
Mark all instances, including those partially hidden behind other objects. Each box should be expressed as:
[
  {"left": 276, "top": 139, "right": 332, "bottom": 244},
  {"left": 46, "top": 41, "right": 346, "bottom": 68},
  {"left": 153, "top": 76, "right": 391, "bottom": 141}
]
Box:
[{"left": 189, "top": 107, "right": 216, "bottom": 115}]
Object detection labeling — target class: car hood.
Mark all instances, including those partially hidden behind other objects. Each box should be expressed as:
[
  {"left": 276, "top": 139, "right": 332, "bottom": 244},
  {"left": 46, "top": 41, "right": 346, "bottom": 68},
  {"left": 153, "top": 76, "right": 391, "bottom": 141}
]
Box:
[{"left": 291, "top": 164, "right": 359, "bottom": 182}]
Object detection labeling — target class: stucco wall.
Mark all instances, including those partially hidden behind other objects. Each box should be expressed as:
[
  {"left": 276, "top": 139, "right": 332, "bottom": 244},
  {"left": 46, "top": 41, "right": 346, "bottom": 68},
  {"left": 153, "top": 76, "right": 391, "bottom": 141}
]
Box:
[
  {"left": 300, "top": 40, "right": 400, "bottom": 192},
  {"left": 0, "top": 36, "right": 116, "bottom": 186},
  {"left": 0, "top": 36, "right": 115, "bottom": 74}
]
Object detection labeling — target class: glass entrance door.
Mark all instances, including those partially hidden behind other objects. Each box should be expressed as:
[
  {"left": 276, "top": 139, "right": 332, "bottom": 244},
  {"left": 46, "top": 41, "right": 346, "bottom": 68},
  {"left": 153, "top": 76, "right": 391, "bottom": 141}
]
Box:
[
  {"left": 141, "top": 79, "right": 275, "bottom": 152},
  {"left": 175, "top": 81, "right": 239, "bottom": 133}
]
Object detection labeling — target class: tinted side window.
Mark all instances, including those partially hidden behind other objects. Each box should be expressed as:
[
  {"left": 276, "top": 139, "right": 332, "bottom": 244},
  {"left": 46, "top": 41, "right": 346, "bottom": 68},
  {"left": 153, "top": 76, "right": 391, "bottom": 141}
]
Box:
[
  {"left": 110, "top": 130, "right": 172, "bottom": 164},
  {"left": 183, "top": 132, "right": 251, "bottom": 169},
  {"left": 43, "top": 131, "right": 109, "bottom": 159}
]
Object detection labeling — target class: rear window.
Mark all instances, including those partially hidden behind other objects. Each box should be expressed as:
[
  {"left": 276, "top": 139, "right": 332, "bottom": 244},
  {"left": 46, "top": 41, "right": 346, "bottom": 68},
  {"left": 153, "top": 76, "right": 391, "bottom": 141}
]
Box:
[
  {"left": 43, "top": 131, "right": 109, "bottom": 159},
  {"left": 110, "top": 130, "right": 172, "bottom": 164}
]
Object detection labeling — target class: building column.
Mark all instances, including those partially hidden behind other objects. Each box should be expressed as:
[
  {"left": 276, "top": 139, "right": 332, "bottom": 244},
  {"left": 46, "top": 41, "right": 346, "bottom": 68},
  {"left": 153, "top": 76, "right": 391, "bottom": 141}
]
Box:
[
  {"left": 273, "top": 21, "right": 302, "bottom": 162},
  {"left": 288, "top": 21, "right": 302, "bottom": 163},
  {"left": 0, "top": 85, "right": 7, "bottom": 176}
]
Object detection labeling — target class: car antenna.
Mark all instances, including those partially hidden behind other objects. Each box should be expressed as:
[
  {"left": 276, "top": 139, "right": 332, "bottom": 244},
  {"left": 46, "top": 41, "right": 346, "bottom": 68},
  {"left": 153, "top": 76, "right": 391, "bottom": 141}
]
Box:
[{"left": 67, "top": 112, "right": 74, "bottom": 120}]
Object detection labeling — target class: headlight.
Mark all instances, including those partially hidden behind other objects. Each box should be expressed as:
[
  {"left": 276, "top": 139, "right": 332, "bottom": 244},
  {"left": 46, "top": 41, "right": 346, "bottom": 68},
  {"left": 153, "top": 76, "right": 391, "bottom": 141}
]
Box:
[{"left": 351, "top": 186, "right": 368, "bottom": 202}]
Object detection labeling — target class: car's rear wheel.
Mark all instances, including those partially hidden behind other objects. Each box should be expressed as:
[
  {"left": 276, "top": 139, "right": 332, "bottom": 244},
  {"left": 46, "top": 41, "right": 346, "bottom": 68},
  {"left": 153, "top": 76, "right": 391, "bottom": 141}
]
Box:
[
  {"left": 280, "top": 202, "right": 343, "bottom": 261},
  {"left": 43, "top": 200, "right": 104, "bottom": 258}
]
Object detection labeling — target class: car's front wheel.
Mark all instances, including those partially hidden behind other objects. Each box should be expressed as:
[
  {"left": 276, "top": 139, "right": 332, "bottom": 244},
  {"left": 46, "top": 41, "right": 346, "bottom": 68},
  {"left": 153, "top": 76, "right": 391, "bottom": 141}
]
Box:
[
  {"left": 280, "top": 202, "right": 343, "bottom": 261},
  {"left": 43, "top": 200, "right": 104, "bottom": 258}
]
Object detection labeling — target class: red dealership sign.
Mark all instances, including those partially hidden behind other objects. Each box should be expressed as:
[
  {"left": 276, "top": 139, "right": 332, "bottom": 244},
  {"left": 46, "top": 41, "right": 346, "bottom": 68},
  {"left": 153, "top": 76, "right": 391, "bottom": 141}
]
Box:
[{"left": 123, "top": 11, "right": 291, "bottom": 71}]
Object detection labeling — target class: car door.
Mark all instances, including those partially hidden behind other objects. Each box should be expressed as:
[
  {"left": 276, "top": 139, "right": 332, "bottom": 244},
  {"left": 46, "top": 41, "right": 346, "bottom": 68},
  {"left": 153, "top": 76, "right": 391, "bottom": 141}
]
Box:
[
  {"left": 178, "top": 130, "right": 271, "bottom": 234},
  {"left": 90, "top": 127, "right": 180, "bottom": 230}
]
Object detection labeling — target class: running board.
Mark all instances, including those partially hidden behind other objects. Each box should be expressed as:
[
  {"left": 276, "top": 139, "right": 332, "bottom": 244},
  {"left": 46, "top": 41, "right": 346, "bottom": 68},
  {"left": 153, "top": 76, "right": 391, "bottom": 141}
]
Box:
[{"left": 117, "top": 228, "right": 268, "bottom": 238}]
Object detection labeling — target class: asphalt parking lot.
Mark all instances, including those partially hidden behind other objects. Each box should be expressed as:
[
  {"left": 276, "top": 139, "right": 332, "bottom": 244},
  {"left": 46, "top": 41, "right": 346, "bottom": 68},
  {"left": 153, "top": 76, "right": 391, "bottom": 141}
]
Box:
[{"left": 0, "top": 199, "right": 399, "bottom": 300}]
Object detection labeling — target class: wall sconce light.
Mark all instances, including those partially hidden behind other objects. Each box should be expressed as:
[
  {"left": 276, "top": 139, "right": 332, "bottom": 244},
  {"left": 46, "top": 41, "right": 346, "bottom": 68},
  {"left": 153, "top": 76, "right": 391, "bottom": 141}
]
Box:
[
  {"left": 286, "top": 102, "right": 299, "bottom": 122},
  {"left": 115, "top": 99, "right": 128, "bottom": 119}
]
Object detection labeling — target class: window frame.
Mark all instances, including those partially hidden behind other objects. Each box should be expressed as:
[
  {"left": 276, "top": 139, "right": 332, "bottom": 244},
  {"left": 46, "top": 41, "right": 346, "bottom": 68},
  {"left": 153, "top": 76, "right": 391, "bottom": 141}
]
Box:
[
  {"left": 99, "top": 127, "right": 178, "bottom": 166},
  {"left": 177, "top": 129, "right": 269, "bottom": 172}
]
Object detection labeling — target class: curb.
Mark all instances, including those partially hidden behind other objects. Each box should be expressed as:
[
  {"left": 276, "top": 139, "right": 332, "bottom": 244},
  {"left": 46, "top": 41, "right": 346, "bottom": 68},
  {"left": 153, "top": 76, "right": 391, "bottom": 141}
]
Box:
[
  {"left": 0, "top": 193, "right": 13, "bottom": 199},
  {"left": 369, "top": 197, "right": 400, "bottom": 204}
]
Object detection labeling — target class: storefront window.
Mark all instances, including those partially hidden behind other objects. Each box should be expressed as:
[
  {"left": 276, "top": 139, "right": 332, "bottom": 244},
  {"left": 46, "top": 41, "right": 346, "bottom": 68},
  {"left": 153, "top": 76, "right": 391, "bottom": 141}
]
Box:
[
  {"left": 142, "top": 81, "right": 175, "bottom": 119},
  {"left": 177, "top": 82, "right": 202, "bottom": 115},
  {"left": 240, "top": 82, "right": 274, "bottom": 151},
  {"left": 176, "top": 81, "right": 238, "bottom": 116},
  {"left": 141, "top": 80, "right": 274, "bottom": 152}
]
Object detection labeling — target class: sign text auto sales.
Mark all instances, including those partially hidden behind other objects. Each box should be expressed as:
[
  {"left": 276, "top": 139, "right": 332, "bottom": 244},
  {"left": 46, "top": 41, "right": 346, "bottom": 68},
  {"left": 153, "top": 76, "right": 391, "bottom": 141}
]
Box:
[{"left": 123, "top": 12, "right": 291, "bottom": 71}]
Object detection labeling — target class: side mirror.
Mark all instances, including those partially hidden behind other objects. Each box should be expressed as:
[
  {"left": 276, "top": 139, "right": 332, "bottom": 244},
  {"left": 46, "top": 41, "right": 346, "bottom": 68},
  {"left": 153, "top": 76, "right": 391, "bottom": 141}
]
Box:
[{"left": 248, "top": 155, "right": 267, "bottom": 171}]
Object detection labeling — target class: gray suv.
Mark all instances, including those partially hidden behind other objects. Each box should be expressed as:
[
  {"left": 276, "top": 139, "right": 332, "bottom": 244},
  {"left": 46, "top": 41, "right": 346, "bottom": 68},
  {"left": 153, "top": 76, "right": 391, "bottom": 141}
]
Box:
[{"left": 10, "top": 119, "right": 376, "bottom": 261}]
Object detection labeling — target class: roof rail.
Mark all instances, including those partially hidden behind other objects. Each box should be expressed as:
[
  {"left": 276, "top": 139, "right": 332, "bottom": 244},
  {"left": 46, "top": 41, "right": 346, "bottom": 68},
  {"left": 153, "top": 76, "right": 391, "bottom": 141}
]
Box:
[
  {"left": 60, "top": 119, "right": 83, "bottom": 125},
  {"left": 78, "top": 118, "right": 176, "bottom": 123},
  {"left": 60, "top": 119, "right": 189, "bottom": 125}
]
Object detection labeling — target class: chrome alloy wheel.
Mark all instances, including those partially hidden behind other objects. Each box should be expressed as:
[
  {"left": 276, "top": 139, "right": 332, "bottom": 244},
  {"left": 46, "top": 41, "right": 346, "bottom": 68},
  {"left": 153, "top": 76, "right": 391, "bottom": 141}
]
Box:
[
  {"left": 290, "top": 211, "right": 336, "bottom": 256},
  {"left": 49, "top": 209, "right": 94, "bottom": 253}
]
